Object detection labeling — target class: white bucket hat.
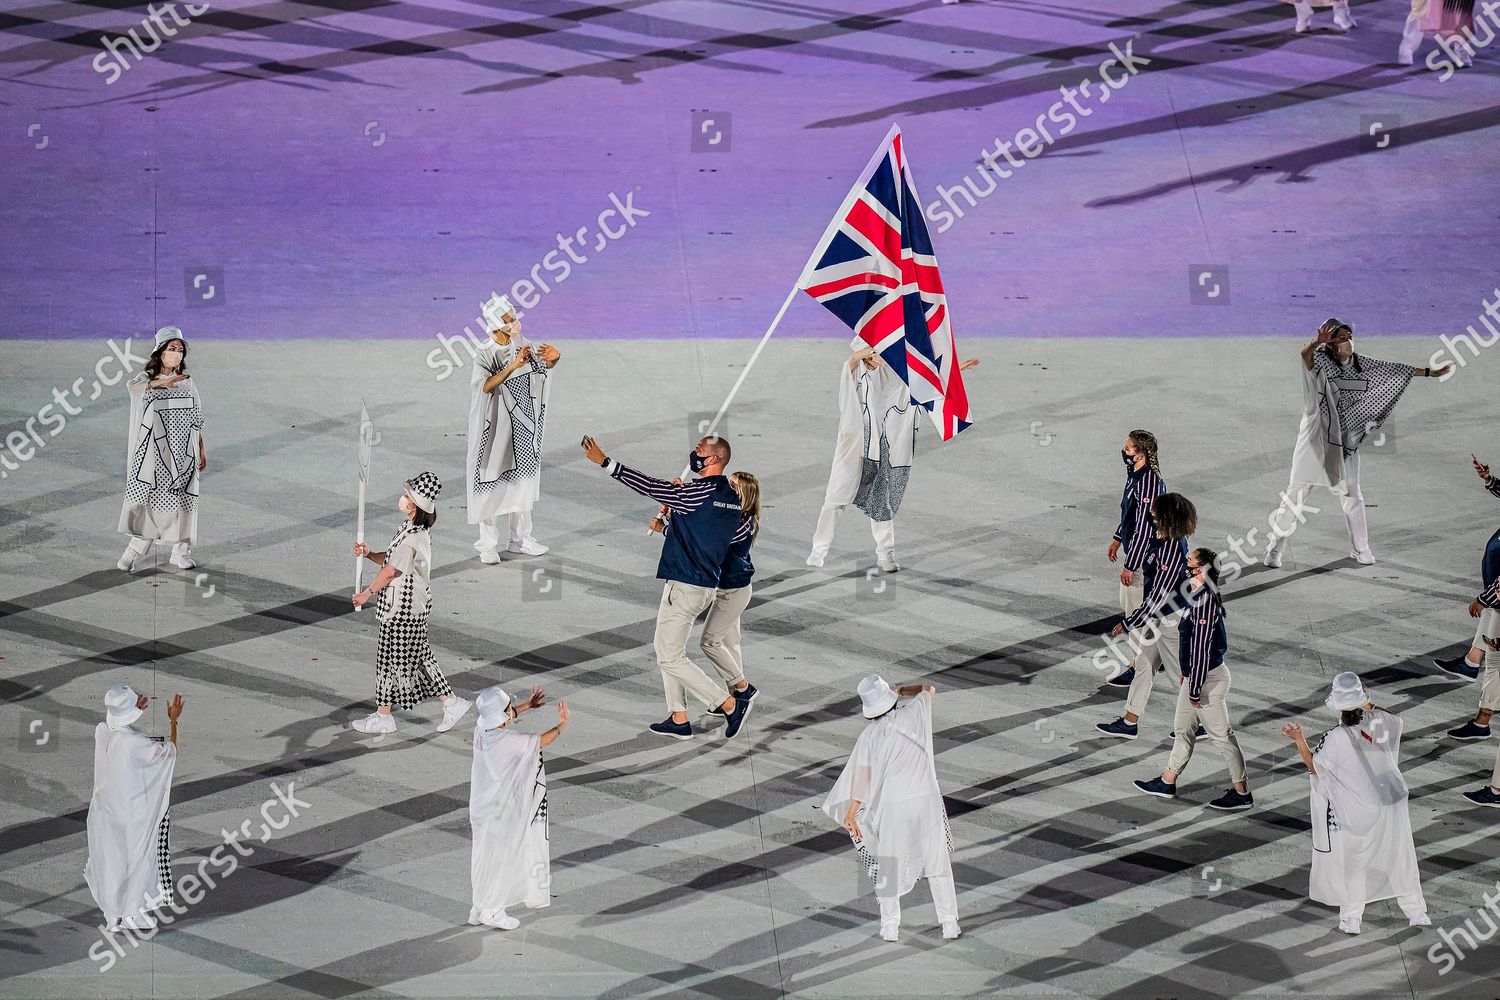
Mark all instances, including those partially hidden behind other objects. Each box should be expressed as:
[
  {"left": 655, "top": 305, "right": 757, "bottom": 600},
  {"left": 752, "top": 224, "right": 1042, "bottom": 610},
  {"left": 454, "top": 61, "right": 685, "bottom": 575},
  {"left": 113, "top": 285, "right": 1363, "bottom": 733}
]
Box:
[
  {"left": 404, "top": 471, "right": 442, "bottom": 514},
  {"left": 104, "top": 684, "right": 144, "bottom": 730},
  {"left": 155, "top": 326, "right": 185, "bottom": 348},
  {"left": 476, "top": 686, "right": 511, "bottom": 729},
  {"left": 858, "top": 674, "right": 898, "bottom": 719},
  {"left": 1325, "top": 671, "right": 1369, "bottom": 713},
  {"left": 481, "top": 292, "right": 516, "bottom": 330}
]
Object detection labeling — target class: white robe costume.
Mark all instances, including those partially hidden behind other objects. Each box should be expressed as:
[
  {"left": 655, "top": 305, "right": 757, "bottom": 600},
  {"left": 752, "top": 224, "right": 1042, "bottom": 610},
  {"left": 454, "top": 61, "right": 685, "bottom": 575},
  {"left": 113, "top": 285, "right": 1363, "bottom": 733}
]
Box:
[
  {"left": 118, "top": 371, "right": 203, "bottom": 548},
  {"left": 810, "top": 358, "right": 917, "bottom": 559},
  {"left": 469, "top": 723, "right": 551, "bottom": 919},
  {"left": 1307, "top": 710, "right": 1427, "bottom": 922},
  {"left": 822, "top": 691, "right": 957, "bottom": 926},
  {"left": 85, "top": 721, "right": 176, "bottom": 928},
  {"left": 466, "top": 335, "right": 551, "bottom": 551}
]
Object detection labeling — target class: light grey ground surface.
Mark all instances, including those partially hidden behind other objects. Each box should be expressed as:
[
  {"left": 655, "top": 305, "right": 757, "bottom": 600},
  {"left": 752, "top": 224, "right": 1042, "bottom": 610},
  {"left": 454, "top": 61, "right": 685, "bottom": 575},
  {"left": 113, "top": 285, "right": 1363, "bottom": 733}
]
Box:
[{"left": 1, "top": 336, "right": 1498, "bottom": 999}]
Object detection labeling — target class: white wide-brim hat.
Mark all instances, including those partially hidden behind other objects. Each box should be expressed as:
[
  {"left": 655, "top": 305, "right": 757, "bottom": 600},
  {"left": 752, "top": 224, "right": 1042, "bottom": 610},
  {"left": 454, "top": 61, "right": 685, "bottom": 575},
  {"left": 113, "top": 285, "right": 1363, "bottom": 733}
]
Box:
[
  {"left": 155, "top": 326, "right": 185, "bottom": 348},
  {"left": 476, "top": 686, "right": 511, "bottom": 729},
  {"left": 858, "top": 673, "right": 898, "bottom": 719},
  {"left": 1325, "top": 671, "right": 1369, "bottom": 713},
  {"left": 104, "top": 684, "right": 144, "bottom": 729}
]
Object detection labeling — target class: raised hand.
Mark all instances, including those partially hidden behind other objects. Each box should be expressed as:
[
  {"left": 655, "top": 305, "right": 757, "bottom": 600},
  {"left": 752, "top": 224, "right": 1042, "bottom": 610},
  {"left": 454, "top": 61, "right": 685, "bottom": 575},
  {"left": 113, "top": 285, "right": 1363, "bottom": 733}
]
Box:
[
  {"left": 166, "top": 694, "right": 185, "bottom": 721},
  {"left": 1281, "top": 721, "right": 1303, "bottom": 742}
]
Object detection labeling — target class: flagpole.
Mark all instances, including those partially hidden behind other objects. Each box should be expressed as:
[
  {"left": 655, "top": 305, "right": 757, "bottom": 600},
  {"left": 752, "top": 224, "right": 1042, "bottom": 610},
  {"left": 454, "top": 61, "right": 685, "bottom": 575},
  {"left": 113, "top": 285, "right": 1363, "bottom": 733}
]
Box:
[{"left": 355, "top": 404, "right": 372, "bottom": 610}]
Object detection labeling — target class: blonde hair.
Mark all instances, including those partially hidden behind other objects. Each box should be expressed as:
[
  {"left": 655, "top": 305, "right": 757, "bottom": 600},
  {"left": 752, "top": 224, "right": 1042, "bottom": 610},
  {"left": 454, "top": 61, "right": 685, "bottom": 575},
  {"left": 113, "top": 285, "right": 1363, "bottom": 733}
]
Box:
[
  {"left": 1128, "top": 429, "right": 1161, "bottom": 475},
  {"left": 730, "top": 471, "right": 761, "bottom": 542}
]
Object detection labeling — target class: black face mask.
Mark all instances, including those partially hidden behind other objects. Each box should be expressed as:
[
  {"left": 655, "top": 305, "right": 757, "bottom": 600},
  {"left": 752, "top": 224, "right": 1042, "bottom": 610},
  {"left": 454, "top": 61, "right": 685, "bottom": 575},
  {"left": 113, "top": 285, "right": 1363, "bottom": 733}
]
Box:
[
  {"left": 1121, "top": 449, "right": 1133, "bottom": 467},
  {"left": 689, "top": 451, "right": 710, "bottom": 474}
]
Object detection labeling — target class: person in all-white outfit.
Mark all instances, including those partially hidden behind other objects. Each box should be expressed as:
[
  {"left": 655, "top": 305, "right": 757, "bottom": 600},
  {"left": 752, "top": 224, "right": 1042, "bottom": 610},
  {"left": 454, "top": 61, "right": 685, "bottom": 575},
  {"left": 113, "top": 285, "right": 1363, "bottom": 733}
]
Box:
[{"left": 1280, "top": 0, "right": 1357, "bottom": 33}]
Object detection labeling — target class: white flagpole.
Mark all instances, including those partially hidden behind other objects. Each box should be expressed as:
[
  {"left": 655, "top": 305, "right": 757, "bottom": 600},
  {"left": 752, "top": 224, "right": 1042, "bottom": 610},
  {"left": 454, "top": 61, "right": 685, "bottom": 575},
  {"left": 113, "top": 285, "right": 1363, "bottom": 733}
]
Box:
[{"left": 355, "top": 404, "right": 372, "bottom": 610}]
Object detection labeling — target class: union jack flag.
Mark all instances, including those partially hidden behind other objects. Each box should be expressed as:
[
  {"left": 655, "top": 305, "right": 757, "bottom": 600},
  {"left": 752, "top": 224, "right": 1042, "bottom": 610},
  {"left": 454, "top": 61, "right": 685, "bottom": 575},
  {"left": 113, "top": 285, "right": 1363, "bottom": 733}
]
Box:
[{"left": 798, "top": 124, "right": 972, "bottom": 440}]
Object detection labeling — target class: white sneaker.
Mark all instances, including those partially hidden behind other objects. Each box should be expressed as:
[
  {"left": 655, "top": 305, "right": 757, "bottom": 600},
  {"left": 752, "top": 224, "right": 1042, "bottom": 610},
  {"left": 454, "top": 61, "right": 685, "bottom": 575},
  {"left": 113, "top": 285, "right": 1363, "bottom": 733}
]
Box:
[
  {"left": 436, "top": 696, "right": 472, "bottom": 733},
  {"left": 121, "top": 911, "right": 157, "bottom": 930},
  {"left": 1294, "top": 17, "right": 1312, "bottom": 33},
  {"left": 877, "top": 552, "right": 899, "bottom": 573},
  {"left": 1350, "top": 549, "right": 1376, "bottom": 566},
  {"left": 879, "top": 924, "right": 899, "bottom": 942},
  {"left": 477, "top": 549, "right": 501, "bottom": 565},
  {"left": 352, "top": 712, "right": 396, "bottom": 735},
  {"left": 1262, "top": 548, "right": 1282, "bottom": 569},
  {"left": 942, "top": 921, "right": 962, "bottom": 939},
  {"left": 117, "top": 550, "right": 138, "bottom": 573},
  {"left": 1338, "top": 916, "right": 1361, "bottom": 935},
  {"left": 1332, "top": 10, "right": 1355, "bottom": 30},
  {"left": 1409, "top": 914, "right": 1432, "bottom": 928},
  {"left": 170, "top": 552, "right": 195, "bottom": 570},
  {"left": 479, "top": 908, "right": 519, "bottom": 930},
  {"left": 508, "top": 537, "right": 548, "bottom": 556},
  {"left": 1397, "top": 46, "right": 1415, "bottom": 65},
  {"left": 805, "top": 551, "right": 826, "bottom": 568}
]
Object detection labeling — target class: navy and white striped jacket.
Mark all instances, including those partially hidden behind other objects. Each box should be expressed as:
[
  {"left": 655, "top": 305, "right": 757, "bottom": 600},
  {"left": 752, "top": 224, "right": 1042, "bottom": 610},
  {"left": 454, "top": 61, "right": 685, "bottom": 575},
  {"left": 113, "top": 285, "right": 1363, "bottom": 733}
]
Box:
[
  {"left": 1114, "top": 463, "right": 1164, "bottom": 573},
  {"left": 1179, "top": 586, "right": 1227, "bottom": 702},
  {"left": 605, "top": 462, "right": 742, "bottom": 588},
  {"left": 718, "top": 516, "right": 756, "bottom": 590},
  {"left": 1122, "top": 536, "right": 1191, "bottom": 631},
  {"left": 1482, "top": 475, "right": 1500, "bottom": 595}
]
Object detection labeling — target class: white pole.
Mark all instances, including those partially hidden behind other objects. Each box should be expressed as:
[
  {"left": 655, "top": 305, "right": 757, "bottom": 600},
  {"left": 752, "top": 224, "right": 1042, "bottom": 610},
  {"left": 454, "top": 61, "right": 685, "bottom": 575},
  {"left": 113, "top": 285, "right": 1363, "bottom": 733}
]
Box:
[{"left": 354, "top": 478, "right": 367, "bottom": 608}]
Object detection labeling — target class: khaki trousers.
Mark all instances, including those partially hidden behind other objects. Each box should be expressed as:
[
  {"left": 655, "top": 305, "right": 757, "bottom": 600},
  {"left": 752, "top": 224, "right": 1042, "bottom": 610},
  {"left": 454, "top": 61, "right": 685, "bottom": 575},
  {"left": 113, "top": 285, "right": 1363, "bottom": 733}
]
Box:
[
  {"left": 700, "top": 585, "right": 752, "bottom": 689},
  {"left": 654, "top": 581, "right": 727, "bottom": 714},
  {"left": 1165, "top": 666, "right": 1247, "bottom": 786},
  {"left": 1124, "top": 610, "right": 1184, "bottom": 719}
]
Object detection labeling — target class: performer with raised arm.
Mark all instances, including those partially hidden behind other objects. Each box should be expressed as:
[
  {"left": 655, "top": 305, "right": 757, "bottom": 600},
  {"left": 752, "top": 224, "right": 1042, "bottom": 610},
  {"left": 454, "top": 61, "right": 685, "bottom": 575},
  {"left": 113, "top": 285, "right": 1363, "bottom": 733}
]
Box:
[
  {"left": 1104, "top": 430, "right": 1165, "bottom": 691},
  {"left": 351, "top": 473, "right": 471, "bottom": 736},
  {"left": 1436, "top": 454, "right": 1500, "bottom": 695},
  {"left": 1097, "top": 492, "right": 1196, "bottom": 740},
  {"left": 467, "top": 293, "right": 560, "bottom": 562},
  {"left": 580, "top": 433, "right": 752, "bottom": 742},
  {"left": 824, "top": 675, "right": 960, "bottom": 943},
  {"left": 1282, "top": 674, "right": 1431, "bottom": 934},
  {"left": 1133, "top": 548, "right": 1253, "bottom": 811},
  {"left": 118, "top": 327, "right": 207, "bottom": 573},
  {"left": 85, "top": 686, "right": 184, "bottom": 932},
  {"left": 468, "top": 685, "right": 569, "bottom": 931},
  {"left": 807, "top": 345, "right": 978, "bottom": 573},
  {"left": 1263, "top": 318, "right": 1450, "bottom": 568}
]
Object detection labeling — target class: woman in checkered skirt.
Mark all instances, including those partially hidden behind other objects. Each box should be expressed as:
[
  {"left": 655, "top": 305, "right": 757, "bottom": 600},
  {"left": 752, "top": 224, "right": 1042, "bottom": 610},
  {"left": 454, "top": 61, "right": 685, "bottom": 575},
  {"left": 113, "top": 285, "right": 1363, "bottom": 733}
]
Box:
[{"left": 351, "top": 472, "right": 472, "bottom": 736}]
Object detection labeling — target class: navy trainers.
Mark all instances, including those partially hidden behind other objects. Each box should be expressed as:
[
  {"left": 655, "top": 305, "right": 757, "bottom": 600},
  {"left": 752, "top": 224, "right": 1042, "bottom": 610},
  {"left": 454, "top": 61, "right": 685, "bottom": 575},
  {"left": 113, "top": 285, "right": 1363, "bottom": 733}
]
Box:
[
  {"left": 1170, "top": 725, "right": 1208, "bottom": 741},
  {"left": 1447, "top": 720, "right": 1493, "bottom": 742},
  {"left": 733, "top": 683, "right": 758, "bottom": 704},
  {"left": 715, "top": 696, "right": 753, "bottom": 740},
  {"left": 1435, "top": 656, "right": 1481, "bottom": 681},
  {"left": 1208, "top": 788, "right": 1254, "bottom": 812},
  {"left": 648, "top": 717, "right": 693, "bottom": 741},
  {"left": 1105, "top": 666, "right": 1136, "bottom": 688},
  {"left": 1096, "top": 717, "right": 1139, "bottom": 740},
  {"left": 1461, "top": 786, "right": 1500, "bottom": 807},
  {"left": 1134, "top": 776, "right": 1177, "bottom": 799}
]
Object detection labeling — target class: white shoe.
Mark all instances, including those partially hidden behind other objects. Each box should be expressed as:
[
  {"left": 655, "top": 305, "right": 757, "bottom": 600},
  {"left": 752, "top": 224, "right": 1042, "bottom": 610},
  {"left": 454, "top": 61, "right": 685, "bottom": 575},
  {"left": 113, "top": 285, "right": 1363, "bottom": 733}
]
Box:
[
  {"left": 1332, "top": 10, "right": 1355, "bottom": 30},
  {"left": 477, "top": 549, "right": 501, "bottom": 565},
  {"left": 1350, "top": 549, "right": 1376, "bottom": 565},
  {"left": 1397, "top": 47, "right": 1415, "bottom": 65},
  {"left": 1409, "top": 914, "right": 1432, "bottom": 928},
  {"left": 352, "top": 712, "right": 396, "bottom": 735},
  {"left": 436, "top": 696, "right": 472, "bottom": 733},
  {"left": 879, "top": 924, "right": 899, "bottom": 942},
  {"left": 1294, "top": 17, "right": 1312, "bottom": 33},
  {"left": 117, "top": 550, "right": 138, "bottom": 573},
  {"left": 941, "top": 920, "right": 962, "bottom": 939},
  {"left": 1262, "top": 548, "right": 1282, "bottom": 569},
  {"left": 805, "top": 551, "right": 826, "bottom": 568},
  {"left": 170, "top": 552, "right": 195, "bottom": 570},
  {"left": 121, "top": 912, "right": 157, "bottom": 930},
  {"left": 876, "top": 553, "right": 899, "bottom": 573},
  {"left": 508, "top": 537, "right": 548, "bottom": 556},
  {"left": 479, "top": 908, "right": 519, "bottom": 930},
  {"left": 1338, "top": 916, "right": 1361, "bottom": 935}
]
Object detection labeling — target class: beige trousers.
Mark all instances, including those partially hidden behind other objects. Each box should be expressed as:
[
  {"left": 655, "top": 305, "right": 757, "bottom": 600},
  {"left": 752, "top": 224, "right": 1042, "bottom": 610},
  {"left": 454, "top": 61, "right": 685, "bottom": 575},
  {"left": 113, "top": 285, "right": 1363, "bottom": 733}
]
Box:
[
  {"left": 1165, "top": 666, "right": 1247, "bottom": 785},
  {"left": 1124, "top": 611, "right": 1184, "bottom": 719},
  {"left": 700, "top": 585, "right": 752, "bottom": 689},
  {"left": 654, "top": 581, "right": 728, "bottom": 714}
]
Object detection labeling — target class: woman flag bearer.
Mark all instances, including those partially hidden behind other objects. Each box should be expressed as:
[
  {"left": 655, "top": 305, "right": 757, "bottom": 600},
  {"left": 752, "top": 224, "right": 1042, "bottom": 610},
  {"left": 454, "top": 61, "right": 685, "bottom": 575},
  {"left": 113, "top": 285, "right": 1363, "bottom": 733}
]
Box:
[
  {"left": 469, "top": 686, "right": 568, "bottom": 931},
  {"left": 85, "top": 686, "right": 184, "bottom": 932},
  {"left": 1104, "top": 430, "right": 1165, "bottom": 691},
  {"left": 1281, "top": 674, "right": 1431, "bottom": 935},
  {"left": 824, "top": 675, "right": 960, "bottom": 943}
]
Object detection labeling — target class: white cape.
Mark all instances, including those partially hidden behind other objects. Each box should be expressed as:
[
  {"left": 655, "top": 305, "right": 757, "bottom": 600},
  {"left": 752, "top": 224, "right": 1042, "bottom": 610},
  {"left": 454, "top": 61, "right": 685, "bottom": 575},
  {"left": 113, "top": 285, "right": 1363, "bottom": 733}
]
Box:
[
  {"left": 470, "top": 724, "right": 550, "bottom": 912},
  {"left": 823, "top": 359, "right": 916, "bottom": 512},
  {"left": 822, "top": 691, "right": 950, "bottom": 898},
  {"left": 85, "top": 722, "right": 176, "bottom": 923},
  {"left": 467, "top": 337, "right": 551, "bottom": 523},
  {"left": 118, "top": 372, "right": 202, "bottom": 543},
  {"left": 1287, "top": 362, "right": 1349, "bottom": 491},
  {"left": 1307, "top": 710, "right": 1422, "bottom": 908}
]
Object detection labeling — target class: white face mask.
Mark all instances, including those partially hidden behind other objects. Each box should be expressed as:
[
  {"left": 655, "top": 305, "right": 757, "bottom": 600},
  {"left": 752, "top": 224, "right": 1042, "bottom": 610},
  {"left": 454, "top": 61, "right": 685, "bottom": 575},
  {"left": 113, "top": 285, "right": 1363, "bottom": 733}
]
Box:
[{"left": 161, "top": 349, "right": 184, "bottom": 370}]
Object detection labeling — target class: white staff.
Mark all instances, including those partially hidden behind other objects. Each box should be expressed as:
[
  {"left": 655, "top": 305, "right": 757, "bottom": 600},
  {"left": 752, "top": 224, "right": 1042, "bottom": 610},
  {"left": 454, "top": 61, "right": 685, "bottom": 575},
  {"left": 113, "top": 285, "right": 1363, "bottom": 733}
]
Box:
[{"left": 355, "top": 403, "right": 374, "bottom": 608}]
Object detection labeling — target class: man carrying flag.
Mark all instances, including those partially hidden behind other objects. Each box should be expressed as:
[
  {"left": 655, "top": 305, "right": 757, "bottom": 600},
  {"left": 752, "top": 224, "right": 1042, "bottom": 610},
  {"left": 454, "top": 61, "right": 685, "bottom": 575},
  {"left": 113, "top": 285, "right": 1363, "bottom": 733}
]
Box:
[{"left": 800, "top": 125, "right": 977, "bottom": 572}]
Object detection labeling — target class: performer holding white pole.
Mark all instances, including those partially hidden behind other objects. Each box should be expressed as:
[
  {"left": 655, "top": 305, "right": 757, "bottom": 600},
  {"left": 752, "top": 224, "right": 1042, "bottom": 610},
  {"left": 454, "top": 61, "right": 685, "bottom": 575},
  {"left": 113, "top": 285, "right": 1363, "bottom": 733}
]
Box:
[
  {"left": 85, "top": 686, "right": 184, "bottom": 932},
  {"left": 117, "top": 327, "right": 207, "bottom": 573},
  {"left": 824, "top": 675, "right": 960, "bottom": 943},
  {"left": 1262, "top": 318, "right": 1450, "bottom": 568},
  {"left": 1281, "top": 674, "right": 1431, "bottom": 934},
  {"left": 468, "top": 293, "right": 560, "bottom": 562},
  {"left": 468, "top": 685, "right": 568, "bottom": 930}
]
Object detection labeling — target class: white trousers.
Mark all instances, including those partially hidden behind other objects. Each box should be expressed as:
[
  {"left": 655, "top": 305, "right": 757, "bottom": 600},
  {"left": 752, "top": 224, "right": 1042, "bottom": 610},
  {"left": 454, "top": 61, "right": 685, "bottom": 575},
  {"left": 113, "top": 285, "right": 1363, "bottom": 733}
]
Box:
[
  {"left": 811, "top": 503, "right": 895, "bottom": 559},
  {"left": 1341, "top": 891, "right": 1427, "bottom": 924},
  {"left": 1125, "top": 611, "right": 1185, "bottom": 719},
  {"left": 877, "top": 872, "right": 959, "bottom": 928},
  {"left": 700, "top": 585, "right": 752, "bottom": 689},
  {"left": 125, "top": 536, "right": 191, "bottom": 560},
  {"left": 475, "top": 511, "right": 534, "bottom": 553},
  {"left": 1267, "top": 462, "right": 1370, "bottom": 558}
]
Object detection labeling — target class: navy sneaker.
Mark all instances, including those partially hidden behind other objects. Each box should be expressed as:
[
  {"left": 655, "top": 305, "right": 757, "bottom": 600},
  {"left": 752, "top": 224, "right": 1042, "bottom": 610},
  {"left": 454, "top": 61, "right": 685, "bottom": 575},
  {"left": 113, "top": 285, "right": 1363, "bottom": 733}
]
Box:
[
  {"left": 1435, "top": 655, "right": 1481, "bottom": 681},
  {"left": 1208, "top": 788, "right": 1254, "bottom": 812},
  {"left": 1170, "top": 725, "right": 1208, "bottom": 741},
  {"left": 715, "top": 696, "right": 753, "bottom": 740},
  {"left": 1134, "top": 776, "right": 1177, "bottom": 799},
  {"left": 733, "top": 683, "right": 758, "bottom": 704},
  {"left": 1447, "top": 720, "right": 1493, "bottom": 742},
  {"left": 1105, "top": 666, "right": 1136, "bottom": 688},
  {"left": 1461, "top": 786, "right": 1500, "bottom": 807},
  {"left": 648, "top": 717, "right": 693, "bottom": 741},
  {"left": 1096, "top": 718, "right": 1139, "bottom": 740}
]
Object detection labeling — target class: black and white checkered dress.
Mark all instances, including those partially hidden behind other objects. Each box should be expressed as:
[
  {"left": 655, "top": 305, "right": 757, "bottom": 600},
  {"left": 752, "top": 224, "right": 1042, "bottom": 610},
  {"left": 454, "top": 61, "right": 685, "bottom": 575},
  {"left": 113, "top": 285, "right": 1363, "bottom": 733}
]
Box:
[{"left": 374, "top": 522, "right": 452, "bottom": 710}]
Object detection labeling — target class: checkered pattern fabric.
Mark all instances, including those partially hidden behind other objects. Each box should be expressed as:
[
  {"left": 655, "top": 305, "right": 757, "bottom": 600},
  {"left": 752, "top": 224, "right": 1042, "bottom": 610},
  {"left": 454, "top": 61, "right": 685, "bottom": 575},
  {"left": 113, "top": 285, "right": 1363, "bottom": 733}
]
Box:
[
  {"left": 155, "top": 811, "right": 174, "bottom": 907},
  {"left": 405, "top": 471, "right": 441, "bottom": 511},
  {"left": 375, "top": 614, "right": 453, "bottom": 710},
  {"left": 1313, "top": 352, "right": 1415, "bottom": 458},
  {"left": 124, "top": 384, "right": 202, "bottom": 514},
  {"left": 853, "top": 422, "right": 911, "bottom": 523}
]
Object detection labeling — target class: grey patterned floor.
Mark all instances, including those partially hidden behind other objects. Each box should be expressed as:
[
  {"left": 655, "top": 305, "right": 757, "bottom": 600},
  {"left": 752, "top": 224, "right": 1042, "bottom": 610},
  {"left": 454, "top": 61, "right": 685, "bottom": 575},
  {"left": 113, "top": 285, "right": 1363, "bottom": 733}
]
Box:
[{"left": 2, "top": 336, "right": 1498, "bottom": 999}]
